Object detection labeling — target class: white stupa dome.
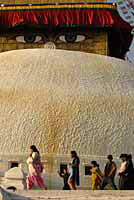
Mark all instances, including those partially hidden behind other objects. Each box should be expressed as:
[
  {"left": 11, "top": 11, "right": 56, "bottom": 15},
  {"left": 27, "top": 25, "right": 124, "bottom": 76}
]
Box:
[{"left": 0, "top": 49, "right": 134, "bottom": 156}]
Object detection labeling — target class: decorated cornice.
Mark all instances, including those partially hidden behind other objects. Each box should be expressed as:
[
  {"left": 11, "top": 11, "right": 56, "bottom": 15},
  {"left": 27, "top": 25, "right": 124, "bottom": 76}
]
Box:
[
  {"left": 0, "top": 2, "right": 130, "bottom": 30},
  {"left": 0, "top": 0, "right": 109, "bottom": 4},
  {"left": 0, "top": 3, "right": 116, "bottom": 11}
]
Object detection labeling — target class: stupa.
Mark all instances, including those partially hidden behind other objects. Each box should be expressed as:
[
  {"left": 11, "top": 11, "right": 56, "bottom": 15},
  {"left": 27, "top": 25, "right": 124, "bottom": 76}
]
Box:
[
  {"left": 0, "top": 0, "right": 133, "bottom": 190},
  {"left": 0, "top": 0, "right": 132, "bottom": 58},
  {"left": 0, "top": 49, "right": 134, "bottom": 189}
]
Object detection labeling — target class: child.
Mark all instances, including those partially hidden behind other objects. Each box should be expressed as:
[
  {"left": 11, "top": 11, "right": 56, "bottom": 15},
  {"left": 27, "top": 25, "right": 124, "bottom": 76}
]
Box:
[
  {"left": 90, "top": 161, "right": 103, "bottom": 190},
  {"left": 57, "top": 168, "right": 70, "bottom": 190}
]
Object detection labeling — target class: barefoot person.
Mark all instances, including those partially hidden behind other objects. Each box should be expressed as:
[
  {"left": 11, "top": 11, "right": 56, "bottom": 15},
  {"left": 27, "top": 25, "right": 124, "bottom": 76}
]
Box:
[{"left": 26, "top": 145, "right": 47, "bottom": 190}]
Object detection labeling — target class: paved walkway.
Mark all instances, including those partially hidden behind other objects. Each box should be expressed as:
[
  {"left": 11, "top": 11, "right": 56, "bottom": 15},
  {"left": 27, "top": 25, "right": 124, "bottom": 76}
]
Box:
[{"left": 10, "top": 190, "right": 134, "bottom": 200}]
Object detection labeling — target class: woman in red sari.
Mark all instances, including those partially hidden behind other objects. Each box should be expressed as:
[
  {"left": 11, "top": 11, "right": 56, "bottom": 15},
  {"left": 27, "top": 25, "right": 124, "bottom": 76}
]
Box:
[{"left": 26, "top": 145, "right": 47, "bottom": 190}]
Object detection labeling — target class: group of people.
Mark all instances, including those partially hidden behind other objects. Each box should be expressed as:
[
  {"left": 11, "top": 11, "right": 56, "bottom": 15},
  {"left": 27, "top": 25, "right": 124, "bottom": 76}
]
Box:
[
  {"left": 26, "top": 145, "right": 134, "bottom": 190},
  {"left": 26, "top": 146, "right": 80, "bottom": 190},
  {"left": 90, "top": 154, "right": 134, "bottom": 190},
  {"left": 57, "top": 151, "right": 80, "bottom": 190}
]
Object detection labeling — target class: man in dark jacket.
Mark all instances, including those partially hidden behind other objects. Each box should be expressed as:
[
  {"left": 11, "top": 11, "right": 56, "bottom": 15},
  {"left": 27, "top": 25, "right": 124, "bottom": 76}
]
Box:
[{"left": 101, "top": 155, "right": 117, "bottom": 190}]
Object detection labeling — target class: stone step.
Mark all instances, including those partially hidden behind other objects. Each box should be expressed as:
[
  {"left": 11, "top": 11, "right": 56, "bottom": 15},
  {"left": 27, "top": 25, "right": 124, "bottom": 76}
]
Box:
[{"left": 10, "top": 190, "right": 134, "bottom": 200}]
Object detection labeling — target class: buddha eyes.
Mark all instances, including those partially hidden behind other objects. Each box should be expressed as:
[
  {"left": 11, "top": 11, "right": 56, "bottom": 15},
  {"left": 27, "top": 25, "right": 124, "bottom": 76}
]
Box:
[
  {"left": 14, "top": 33, "right": 86, "bottom": 44},
  {"left": 58, "top": 33, "right": 86, "bottom": 43},
  {"left": 16, "top": 35, "right": 43, "bottom": 43}
]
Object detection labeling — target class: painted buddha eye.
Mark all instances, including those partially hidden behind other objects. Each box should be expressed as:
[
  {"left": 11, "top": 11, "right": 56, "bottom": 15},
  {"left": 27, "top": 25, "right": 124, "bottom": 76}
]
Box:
[
  {"left": 59, "top": 33, "right": 86, "bottom": 43},
  {"left": 16, "top": 35, "right": 43, "bottom": 43}
]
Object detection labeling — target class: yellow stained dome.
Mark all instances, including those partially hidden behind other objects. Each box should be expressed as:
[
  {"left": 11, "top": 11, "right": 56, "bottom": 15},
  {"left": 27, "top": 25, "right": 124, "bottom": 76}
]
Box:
[{"left": 0, "top": 49, "right": 133, "bottom": 156}]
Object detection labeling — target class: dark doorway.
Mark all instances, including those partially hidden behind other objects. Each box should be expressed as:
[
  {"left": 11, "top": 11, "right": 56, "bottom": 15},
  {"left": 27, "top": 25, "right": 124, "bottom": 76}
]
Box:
[
  {"left": 10, "top": 162, "right": 19, "bottom": 168},
  {"left": 85, "top": 165, "right": 92, "bottom": 176}
]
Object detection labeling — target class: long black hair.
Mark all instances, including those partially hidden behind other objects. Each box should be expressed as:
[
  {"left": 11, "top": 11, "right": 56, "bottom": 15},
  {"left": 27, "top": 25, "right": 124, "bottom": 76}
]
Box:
[
  {"left": 91, "top": 161, "right": 99, "bottom": 168},
  {"left": 71, "top": 151, "right": 77, "bottom": 158},
  {"left": 30, "top": 145, "right": 40, "bottom": 154}
]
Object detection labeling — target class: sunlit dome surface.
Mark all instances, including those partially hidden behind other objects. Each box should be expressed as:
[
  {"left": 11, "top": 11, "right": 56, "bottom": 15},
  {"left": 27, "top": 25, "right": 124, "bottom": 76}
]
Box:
[{"left": 0, "top": 49, "right": 134, "bottom": 156}]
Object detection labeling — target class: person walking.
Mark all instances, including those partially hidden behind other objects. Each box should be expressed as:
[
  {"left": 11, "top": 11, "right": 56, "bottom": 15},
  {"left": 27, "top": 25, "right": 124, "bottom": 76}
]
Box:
[
  {"left": 118, "top": 154, "right": 128, "bottom": 190},
  {"left": 68, "top": 151, "right": 80, "bottom": 190},
  {"left": 68, "top": 160, "right": 76, "bottom": 190},
  {"left": 26, "top": 145, "right": 47, "bottom": 190},
  {"left": 90, "top": 161, "right": 103, "bottom": 190},
  {"left": 127, "top": 154, "right": 134, "bottom": 189},
  {"left": 101, "top": 155, "right": 117, "bottom": 190}
]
